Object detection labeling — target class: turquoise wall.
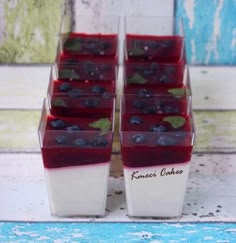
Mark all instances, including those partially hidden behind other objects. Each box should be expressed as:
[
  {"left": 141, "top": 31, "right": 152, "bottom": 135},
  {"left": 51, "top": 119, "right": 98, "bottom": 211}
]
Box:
[{"left": 176, "top": 0, "right": 236, "bottom": 65}]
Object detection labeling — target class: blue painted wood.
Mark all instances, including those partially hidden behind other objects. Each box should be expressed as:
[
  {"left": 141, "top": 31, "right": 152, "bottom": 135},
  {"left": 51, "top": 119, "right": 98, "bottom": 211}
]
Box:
[
  {"left": 176, "top": 0, "right": 236, "bottom": 65},
  {"left": 1, "top": 222, "right": 236, "bottom": 242}
]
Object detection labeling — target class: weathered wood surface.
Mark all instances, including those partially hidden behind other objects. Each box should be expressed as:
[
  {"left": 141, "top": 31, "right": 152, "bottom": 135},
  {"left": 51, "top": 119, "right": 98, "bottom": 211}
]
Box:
[
  {"left": 0, "top": 66, "right": 235, "bottom": 153},
  {"left": 1, "top": 0, "right": 236, "bottom": 65},
  {"left": 1, "top": 153, "right": 236, "bottom": 222}
]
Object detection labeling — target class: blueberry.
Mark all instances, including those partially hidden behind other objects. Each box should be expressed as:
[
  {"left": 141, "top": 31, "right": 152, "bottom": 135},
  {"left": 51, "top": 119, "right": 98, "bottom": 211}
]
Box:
[
  {"left": 50, "top": 119, "right": 66, "bottom": 129},
  {"left": 100, "top": 41, "right": 111, "bottom": 50},
  {"left": 68, "top": 88, "right": 82, "bottom": 98},
  {"left": 148, "top": 40, "right": 159, "bottom": 49},
  {"left": 55, "top": 135, "right": 68, "bottom": 145},
  {"left": 142, "top": 69, "right": 155, "bottom": 76},
  {"left": 91, "top": 136, "right": 108, "bottom": 147},
  {"left": 74, "top": 137, "right": 89, "bottom": 147},
  {"left": 132, "top": 134, "right": 146, "bottom": 144},
  {"left": 164, "top": 66, "right": 176, "bottom": 74},
  {"left": 150, "top": 124, "right": 168, "bottom": 133},
  {"left": 129, "top": 116, "right": 143, "bottom": 125},
  {"left": 160, "top": 104, "right": 179, "bottom": 113},
  {"left": 84, "top": 40, "right": 98, "bottom": 50},
  {"left": 156, "top": 136, "right": 178, "bottom": 146},
  {"left": 65, "top": 125, "right": 81, "bottom": 132},
  {"left": 160, "top": 40, "right": 174, "bottom": 48},
  {"left": 83, "top": 61, "right": 100, "bottom": 78},
  {"left": 102, "top": 92, "right": 113, "bottom": 99},
  {"left": 91, "top": 85, "right": 106, "bottom": 94},
  {"left": 83, "top": 97, "right": 99, "bottom": 107},
  {"left": 133, "top": 99, "right": 146, "bottom": 109},
  {"left": 137, "top": 88, "right": 152, "bottom": 98},
  {"left": 59, "top": 82, "right": 72, "bottom": 92},
  {"left": 159, "top": 75, "right": 168, "bottom": 84},
  {"left": 142, "top": 106, "right": 157, "bottom": 114}
]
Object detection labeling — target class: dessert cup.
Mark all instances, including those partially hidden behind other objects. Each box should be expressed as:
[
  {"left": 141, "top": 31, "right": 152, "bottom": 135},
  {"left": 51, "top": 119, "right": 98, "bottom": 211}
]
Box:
[
  {"left": 38, "top": 99, "right": 115, "bottom": 216},
  {"left": 47, "top": 64, "right": 116, "bottom": 117},
  {"left": 59, "top": 14, "right": 120, "bottom": 58},
  {"left": 124, "top": 16, "right": 185, "bottom": 62},
  {"left": 120, "top": 104, "right": 195, "bottom": 217}
]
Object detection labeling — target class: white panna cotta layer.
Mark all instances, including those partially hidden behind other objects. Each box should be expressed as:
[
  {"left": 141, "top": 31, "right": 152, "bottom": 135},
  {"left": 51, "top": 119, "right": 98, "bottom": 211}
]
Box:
[
  {"left": 124, "top": 162, "right": 191, "bottom": 217},
  {"left": 44, "top": 162, "right": 110, "bottom": 217}
]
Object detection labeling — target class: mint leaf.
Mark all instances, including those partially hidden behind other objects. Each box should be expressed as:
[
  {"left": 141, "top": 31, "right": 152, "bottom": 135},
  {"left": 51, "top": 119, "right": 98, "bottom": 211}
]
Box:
[
  {"left": 52, "top": 98, "right": 67, "bottom": 107},
  {"left": 127, "top": 73, "right": 147, "bottom": 84},
  {"left": 168, "top": 88, "right": 186, "bottom": 98},
  {"left": 129, "top": 46, "right": 145, "bottom": 55},
  {"left": 163, "top": 116, "right": 185, "bottom": 129},
  {"left": 59, "top": 69, "right": 80, "bottom": 80},
  {"left": 63, "top": 38, "right": 81, "bottom": 51},
  {"left": 89, "top": 118, "right": 112, "bottom": 132}
]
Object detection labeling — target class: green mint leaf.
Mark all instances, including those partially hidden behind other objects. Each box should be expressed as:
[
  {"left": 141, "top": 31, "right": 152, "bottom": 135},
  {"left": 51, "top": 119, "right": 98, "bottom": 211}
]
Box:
[
  {"left": 89, "top": 118, "right": 112, "bottom": 132},
  {"left": 63, "top": 38, "right": 81, "bottom": 51},
  {"left": 168, "top": 88, "right": 186, "bottom": 98},
  {"left": 59, "top": 69, "right": 80, "bottom": 80},
  {"left": 163, "top": 116, "right": 185, "bottom": 129},
  {"left": 51, "top": 98, "right": 67, "bottom": 107},
  {"left": 129, "top": 46, "right": 145, "bottom": 55},
  {"left": 127, "top": 73, "right": 147, "bottom": 84}
]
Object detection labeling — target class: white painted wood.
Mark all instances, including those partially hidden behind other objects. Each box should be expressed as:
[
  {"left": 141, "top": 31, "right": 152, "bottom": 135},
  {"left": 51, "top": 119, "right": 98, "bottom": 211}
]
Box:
[
  {"left": 0, "top": 153, "right": 236, "bottom": 222},
  {"left": 190, "top": 66, "right": 236, "bottom": 110},
  {"left": 0, "top": 65, "right": 50, "bottom": 109},
  {"left": 75, "top": 0, "right": 174, "bottom": 17},
  {"left": 1, "top": 66, "right": 235, "bottom": 110}
]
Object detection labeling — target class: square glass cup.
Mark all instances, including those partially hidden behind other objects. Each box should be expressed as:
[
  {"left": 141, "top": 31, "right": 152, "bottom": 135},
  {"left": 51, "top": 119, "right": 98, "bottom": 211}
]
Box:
[
  {"left": 47, "top": 64, "right": 116, "bottom": 117},
  {"left": 38, "top": 99, "right": 115, "bottom": 217},
  {"left": 55, "top": 52, "right": 118, "bottom": 82},
  {"left": 119, "top": 99, "right": 195, "bottom": 217},
  {"left": 59, "top": 14, "right": 120, "bottom": 57},
  {"left": 124, "top": 59, "right": 186, "bottom": 86},
  {"left": 122, "top": 66, "right": 192, "bottom": 116},
  {"left": 124, "top": 16, "right": 185, "bottom": 62}
]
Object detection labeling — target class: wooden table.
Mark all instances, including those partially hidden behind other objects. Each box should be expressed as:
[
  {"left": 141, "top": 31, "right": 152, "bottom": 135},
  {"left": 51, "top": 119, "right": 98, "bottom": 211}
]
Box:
[{"left": 0, "top": 65, "right": 236, "bottom": 241}]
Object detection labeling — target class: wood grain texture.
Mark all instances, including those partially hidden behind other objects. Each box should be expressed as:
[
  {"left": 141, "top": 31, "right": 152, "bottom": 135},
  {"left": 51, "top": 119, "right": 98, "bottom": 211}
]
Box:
[{"left": 1, "top": 153, "right": 236, "bottom": 222}]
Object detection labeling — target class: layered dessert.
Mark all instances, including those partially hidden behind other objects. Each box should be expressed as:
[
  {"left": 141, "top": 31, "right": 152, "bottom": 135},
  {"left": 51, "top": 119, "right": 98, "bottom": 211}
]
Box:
[
  {"left": 56, "top": 54, "right": 117, "bottom": 81},
  {"left": 120, "top": 113, "right": 195, "bottom": 217},
  {"left": 59, "top": 14, "right": 119, "bottom": 58},
  {"left": 126, "top": 34, "right": 184, "bottom": 62},
  {"left": 124, "top": 16, "right": 184, "bottom": 62},
  {"left": 122, "top": 87, "right": 190, "bottom": 116},
  {"left": 124, "top": 60, "right": 185, "bottom": 85},
  {"left": 60, "top": 32, "right": 118, "bottom": 57},
  {"left": 38, "top": 99, "right": 114, "bottom": 216},
  {"left": 48, "top": 70, "right": 116, "bottom": 117}
]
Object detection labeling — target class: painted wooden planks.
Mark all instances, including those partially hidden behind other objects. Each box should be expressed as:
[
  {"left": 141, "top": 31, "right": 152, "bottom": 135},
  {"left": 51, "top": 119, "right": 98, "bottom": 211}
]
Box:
[
  {"left": 0, "top": 109, "right": 235, "bottom": 153},
  {"left": 1, "top": 153, "right": 236, "bottom": 222},
  {"left": 176, "top": 0, "right": 236, "bottom": 64}
]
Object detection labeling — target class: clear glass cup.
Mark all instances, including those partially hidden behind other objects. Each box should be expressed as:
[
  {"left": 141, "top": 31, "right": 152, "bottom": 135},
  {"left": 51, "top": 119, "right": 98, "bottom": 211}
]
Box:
[
  {"left": 38, "top": 98, "right": 115, "bottom": 216},
  {"left": 124, "top": 16, "right": 185, "bottom": 62},
  {"left": 119, "top": 97, "right": 195, "bottom": 217},
  {"left": 47, "top": 64, "right": 116, "bottom": 117},
  {"left": 59, "top": 14, "right": 120, "bottom": 58},
  {"left": 124, "top": 59, "right": 187, "bottom": 86},
  {"left": 55, "top": 52, "right": 118, "bottom": 81}
]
